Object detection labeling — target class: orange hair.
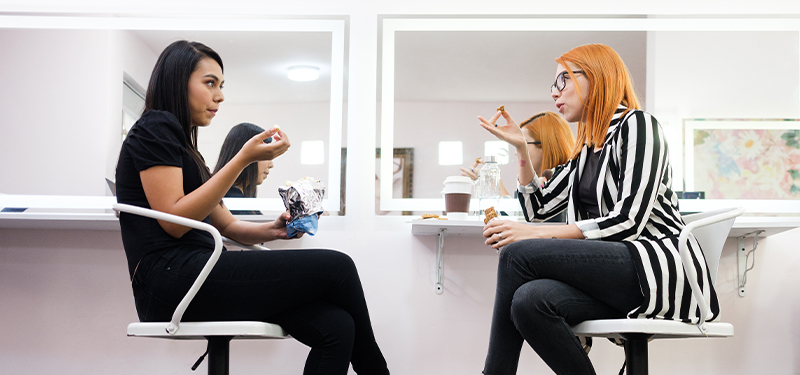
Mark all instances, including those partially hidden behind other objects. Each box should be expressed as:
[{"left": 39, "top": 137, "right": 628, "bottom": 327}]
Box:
[
  {"left": 520, "top": 111, "right": 575, "bottom": 170},
  {"left": 555, "top": 44, "right": 640, "bottom": 159}
]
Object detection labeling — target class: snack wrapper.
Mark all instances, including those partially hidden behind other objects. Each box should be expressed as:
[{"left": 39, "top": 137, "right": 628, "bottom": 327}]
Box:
[{"left": 278, "top": 177, "right": 325, "bottom": 237}]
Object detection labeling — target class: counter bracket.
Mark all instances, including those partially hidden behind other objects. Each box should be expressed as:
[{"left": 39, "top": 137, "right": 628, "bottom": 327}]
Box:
[
  {"left": 737, "top": 230, "right": 764, "bottom": 297},
  {"left": 435, "top": 228, "right": 446, "bottom": 294}
]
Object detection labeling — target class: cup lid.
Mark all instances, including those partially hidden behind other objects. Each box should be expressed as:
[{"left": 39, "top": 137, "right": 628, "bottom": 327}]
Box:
[{"left": 443, "top": 176, "right": 473, "bottom": 184}]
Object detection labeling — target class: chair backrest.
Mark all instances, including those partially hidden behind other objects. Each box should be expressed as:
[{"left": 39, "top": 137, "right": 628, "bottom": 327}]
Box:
[{"left": 682, "top": 208, "right": 739, "bottom": 283}]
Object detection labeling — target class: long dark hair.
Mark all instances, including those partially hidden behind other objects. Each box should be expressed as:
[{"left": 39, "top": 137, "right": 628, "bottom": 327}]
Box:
[
  {"left": 213, "top": 123, "right": 266, "bottom": 197},
  {"left": 143, "top": 40, "right": 224, "bottom": 181}
]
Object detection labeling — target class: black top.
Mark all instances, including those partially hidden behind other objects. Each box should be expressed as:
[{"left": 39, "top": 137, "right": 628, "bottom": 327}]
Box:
[
  {"left": 226, "top": 185, "right": 246, "bottom": 198},
  {"left": 578, "top": 149, "right": 602, "bottom": 219},
  {"left": 225, "top": 186, "right": 263, "bottom": 215},
  {"left": 115, "top": 110, "right": 214, "bottom": 278}
]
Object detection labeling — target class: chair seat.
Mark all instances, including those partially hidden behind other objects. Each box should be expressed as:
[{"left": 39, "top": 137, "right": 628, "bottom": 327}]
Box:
[
  {"left": 128, "top": 321, "right": 289, "bottom": 340},
  {"left": 572, "top": 319, "right": 733, "bottom": 340}
]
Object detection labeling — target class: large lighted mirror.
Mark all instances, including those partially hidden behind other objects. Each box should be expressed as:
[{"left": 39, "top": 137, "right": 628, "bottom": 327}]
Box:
[
  {"left": 0, "top": 15, "right": 345, "bottom": 213},
  {"left": 379, "top": 17, "right": 800, "bottom": 214}
]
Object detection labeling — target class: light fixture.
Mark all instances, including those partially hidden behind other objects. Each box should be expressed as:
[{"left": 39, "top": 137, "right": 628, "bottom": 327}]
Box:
[
  {"left": 287, "top": 65, "right": 319, "bottom": 82},
  {"left": 300, "top": 140, "right": 325, "bottom": 165},
  {"left": 484, "top": 141, "right": 510, "bottom": 164},
  {"left": 438, "top": 141, "right": 463, "bottom": 165}
]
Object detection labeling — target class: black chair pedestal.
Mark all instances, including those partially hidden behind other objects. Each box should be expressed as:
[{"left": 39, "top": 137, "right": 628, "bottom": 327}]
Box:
[
  {"left": 207, "top": 336, "right": 233, "bottom": 375},
  {"left": 622, "top": 333, "right": 653, "bottom": 375}
]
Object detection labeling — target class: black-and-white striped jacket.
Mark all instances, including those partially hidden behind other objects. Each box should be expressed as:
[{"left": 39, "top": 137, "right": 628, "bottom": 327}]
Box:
[{"left": 517, "top": 106, "right": 719, "bottom": 323}]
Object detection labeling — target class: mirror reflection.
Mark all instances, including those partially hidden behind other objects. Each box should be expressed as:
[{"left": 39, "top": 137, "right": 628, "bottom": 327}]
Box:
[
  {"left": 0, "top": 20, "right": 344, "bottom": 213},
  {"left": 381, "top": 19, "right": 800, "bottom": 213}
]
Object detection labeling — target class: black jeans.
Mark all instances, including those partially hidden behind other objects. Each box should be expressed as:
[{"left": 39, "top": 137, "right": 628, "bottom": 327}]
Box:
[
  {"left": 132, "top": 247, "right": 389, "bottom": 375},
  {"left": 483, "top": 239, "right": 643, "bottom": 375}
]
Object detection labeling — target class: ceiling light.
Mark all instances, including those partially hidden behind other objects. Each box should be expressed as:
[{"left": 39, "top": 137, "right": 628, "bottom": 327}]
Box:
[{"left": 287, "top": 65, "right": 319, "bottom": 82}]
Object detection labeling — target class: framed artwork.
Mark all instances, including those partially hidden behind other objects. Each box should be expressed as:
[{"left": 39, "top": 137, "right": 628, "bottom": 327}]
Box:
[
  {"left": 684, "top": 119, "right": 800, "bottom": 199},
  {"left": 339, "top": 147, "right": 414, "bottom": 215}
]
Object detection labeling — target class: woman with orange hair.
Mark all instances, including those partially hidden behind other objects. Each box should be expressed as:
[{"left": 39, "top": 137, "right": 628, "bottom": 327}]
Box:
[{"left": 479, "top": 44, "right": 715, "bottom": 375}]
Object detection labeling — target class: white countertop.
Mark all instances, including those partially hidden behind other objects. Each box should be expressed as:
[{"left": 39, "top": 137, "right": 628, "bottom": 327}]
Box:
[{"left": 410, "top": 216, "right": 800, "bottom": 238}]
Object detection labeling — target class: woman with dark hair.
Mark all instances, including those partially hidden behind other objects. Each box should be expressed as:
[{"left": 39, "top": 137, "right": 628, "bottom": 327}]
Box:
[
  {"left": 115, "top": 40, "right": 390, "bottom": 375},
  {"left": 214, "top": 122, "right": 274, "bottom": 198},
  {"left": 478, "top": 44, "right": 715, "bottom": 375}
]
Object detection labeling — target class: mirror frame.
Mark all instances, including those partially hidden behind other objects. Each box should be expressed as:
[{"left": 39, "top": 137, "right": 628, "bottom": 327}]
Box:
[
  {"left": 378, "top": 15, "right": 800, "bottom": 214},
  {"left": 0, "top": 14, "right": 346, "bottom": 213}
]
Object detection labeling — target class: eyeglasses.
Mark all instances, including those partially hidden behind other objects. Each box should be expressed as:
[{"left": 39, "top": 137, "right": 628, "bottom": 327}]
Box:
[
  {"left": 551, "top": 70, "right": 584, "bottom": 93},
  {"left": 527, "top": 141, "right": 541, "bottom": 145}
]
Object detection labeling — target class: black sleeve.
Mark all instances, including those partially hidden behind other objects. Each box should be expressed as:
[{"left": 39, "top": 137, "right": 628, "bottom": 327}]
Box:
[{"left": 125, "top": 110, "right": 186, "bottom": 172}]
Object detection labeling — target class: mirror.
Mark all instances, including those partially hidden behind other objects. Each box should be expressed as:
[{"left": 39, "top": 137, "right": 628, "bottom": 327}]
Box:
[
  {"left": 0, "top": 15, "right": 346, "bottom": 213},
  {"left": 379, "top": 17, "right": 800, "bottom": 214}
]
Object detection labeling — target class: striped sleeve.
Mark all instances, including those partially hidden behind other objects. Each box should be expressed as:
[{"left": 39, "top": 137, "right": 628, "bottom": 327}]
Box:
[
  {"left": 517, "top": 161, "right": 572, "bottom": 222},
  {"left": 576, "top": 110, "right": 668, "bottom": 241}
]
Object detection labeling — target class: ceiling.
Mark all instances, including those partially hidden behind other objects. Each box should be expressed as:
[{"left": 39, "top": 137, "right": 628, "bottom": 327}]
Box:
[
  {"left": 132, "top": 29, "right": 646, "bottom": 105},
  {"left": 133, "top": 29, "right": 333, "bottom": 104},
  {"left": 393, "top": 30, "right": 648, "bottom": 103}
]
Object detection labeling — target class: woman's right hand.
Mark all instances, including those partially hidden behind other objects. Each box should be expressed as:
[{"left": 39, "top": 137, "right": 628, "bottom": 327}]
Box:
[
  {"left": 240, "top": 126, "right": 291, "bottom": 163},
  {"left": 460, "top": 157, "right": 483, "bottom": 180},
  {"left": 478, "top": 109, "right": 526, "bottom": 149}
]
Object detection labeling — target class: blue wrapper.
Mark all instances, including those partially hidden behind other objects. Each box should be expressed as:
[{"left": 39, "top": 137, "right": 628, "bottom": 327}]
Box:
[{"left": 286, "top": 214, "right": 320, "bottom": 238}]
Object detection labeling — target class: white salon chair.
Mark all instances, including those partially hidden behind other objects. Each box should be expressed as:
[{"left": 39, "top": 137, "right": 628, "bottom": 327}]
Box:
[
  {"left": 113, "top": 203, "right": 289, "bottom": 375},
  {"left": 572, "top": 207, "right": 745, "bottom": 375}
]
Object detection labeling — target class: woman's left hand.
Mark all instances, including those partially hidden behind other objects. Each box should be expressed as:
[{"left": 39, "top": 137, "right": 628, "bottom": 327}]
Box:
[
  {"left": 478, "top": 110, "right": 526, "bottom": 149},
  {"left": 269, "top": 211, "right": 303, "bottom": 240}
]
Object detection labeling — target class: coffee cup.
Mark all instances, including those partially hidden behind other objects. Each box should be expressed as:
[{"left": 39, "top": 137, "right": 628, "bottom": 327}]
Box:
[{"left": 442, "top": 176, "right": 472, "bottom": 218}]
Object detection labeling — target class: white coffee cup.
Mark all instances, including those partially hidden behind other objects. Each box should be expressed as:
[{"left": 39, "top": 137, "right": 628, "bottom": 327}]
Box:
[{"left": 442, "top": 176, "right": 472, "bottom": 215}]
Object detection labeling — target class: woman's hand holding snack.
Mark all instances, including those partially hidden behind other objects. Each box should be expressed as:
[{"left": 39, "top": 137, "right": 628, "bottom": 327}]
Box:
[
  {"left": 460, "top": 157, "right": 483, "bottom": 180},
  {"left": 478, "top": 107, "right": 526, "bottom": 149},
  {"left": 241, "top": 126, "right": 291, "bottom": 163},
  {"left": 483, "top": 219, "right": 538, "bottom": 250},
  {"left": 263, "top": 211, "right": 303, "bottom": 240}
]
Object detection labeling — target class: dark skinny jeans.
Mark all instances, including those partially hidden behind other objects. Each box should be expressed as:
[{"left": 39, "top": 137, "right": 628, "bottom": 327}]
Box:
[
  {"left": 483, "top": 239, "right": 643, "bottom": 375},
  {"left": 132, "top": 247, "right": 389, "bottom": 375}
]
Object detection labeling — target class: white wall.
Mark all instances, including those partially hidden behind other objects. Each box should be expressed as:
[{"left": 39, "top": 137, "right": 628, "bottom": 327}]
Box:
[
  {"left": 0, "top": 28, "right": 157, "bottom": 196},
  {"left": 648, "top": 31, "right": 800, "bottom": 186},
  {"left": 2, "top": 2, "right": 800, "bottom": 375},
  {"left": 0, "top": 29, "right": 110, "bottom": 195},
  {"left": 105, "top": 30, "right": 160, "bottom": 181}
]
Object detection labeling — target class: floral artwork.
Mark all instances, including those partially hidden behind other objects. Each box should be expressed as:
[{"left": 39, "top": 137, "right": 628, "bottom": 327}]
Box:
[{"left": 693, "top": 128, "right": 800, "bottom": 199}]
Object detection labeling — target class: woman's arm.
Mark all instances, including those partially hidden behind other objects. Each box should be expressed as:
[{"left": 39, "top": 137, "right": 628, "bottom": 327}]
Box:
[
  {"left": 483, "top": 219, "right": 584, "bottom": 250},
  {"left": 209, "top": 205, "right": 295, "bottom": 245},
  {"left": 141, "top": 128, "right": 289, "bottom": 238},
  {"left": 517, "top": 161, "right": 572, "bottom": 222},
  {"left": 476, "top": 110, "right": 536, "bottom": 187}
]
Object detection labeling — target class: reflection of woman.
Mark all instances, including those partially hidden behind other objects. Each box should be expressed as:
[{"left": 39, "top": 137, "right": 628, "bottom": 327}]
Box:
[
  {"left": 463, "top": 111, "right": 574, "bottom": 219},
  {"left": 517, "top": 111, "right": 574, "bottom": 178},
  {"left": 214, "top": 122, "right": 274, "bottom": 215},
  {"left": 463, "top": 111, "right": 574, "bottom": 181},
  {"left": 478, "top": 44, "right": 714, "bottom": 375},
  {"left": 115, "top": 40, "right": 389, "bottom": 375},
  {"left": 213, "top": 122, "right": 274, "bottom": 198},
  {"left": 213, "top": 123, "right": 273, "bottom": 216}
]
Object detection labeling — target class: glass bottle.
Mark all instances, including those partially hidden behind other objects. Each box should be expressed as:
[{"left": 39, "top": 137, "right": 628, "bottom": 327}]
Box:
[{"left": 477, "top": 155, "right": 501, "bottom": 212}]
